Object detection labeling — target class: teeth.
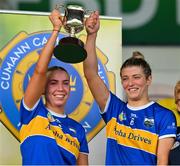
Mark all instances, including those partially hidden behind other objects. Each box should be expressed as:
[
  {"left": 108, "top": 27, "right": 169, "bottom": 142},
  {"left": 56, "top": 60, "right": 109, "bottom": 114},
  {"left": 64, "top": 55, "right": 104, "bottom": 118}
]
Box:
[
  {"left": 129, "top": 88, "right": 137, "bottom": 92},
  {"left": 129, "top": 88, "right": 135, "bottom": 91},
  {"left": 55, "top": 94, "right": 64, "bottom": 98}
]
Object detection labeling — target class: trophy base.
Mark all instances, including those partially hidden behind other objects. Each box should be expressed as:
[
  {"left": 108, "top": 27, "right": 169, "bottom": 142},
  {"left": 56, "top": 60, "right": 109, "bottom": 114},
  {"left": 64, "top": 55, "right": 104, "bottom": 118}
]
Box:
[{"left": 53, "top": 37, "right": 87, "bottom": 63}]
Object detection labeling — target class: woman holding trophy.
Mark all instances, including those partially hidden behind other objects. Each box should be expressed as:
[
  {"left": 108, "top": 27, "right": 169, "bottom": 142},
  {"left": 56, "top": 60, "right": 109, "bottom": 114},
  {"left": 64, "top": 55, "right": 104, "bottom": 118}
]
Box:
[
  {"left": 84, "top": 9, "right": 176, "bottom": 165},
  {"left": 19, "top": 9, "right": 89, "bottom": 165}
]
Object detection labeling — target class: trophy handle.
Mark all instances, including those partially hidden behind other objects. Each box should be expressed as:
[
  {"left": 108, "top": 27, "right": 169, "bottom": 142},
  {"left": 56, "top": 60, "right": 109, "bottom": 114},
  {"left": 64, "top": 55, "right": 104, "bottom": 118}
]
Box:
[
  {"left": 85, "top": 10, "right": 95, "bottom": 17},
  {"left": 55, "top": 4, "right": 65, "bottom": 11},
  {"left": 54, "top": 4, "right": 68, "bottom": 27}
]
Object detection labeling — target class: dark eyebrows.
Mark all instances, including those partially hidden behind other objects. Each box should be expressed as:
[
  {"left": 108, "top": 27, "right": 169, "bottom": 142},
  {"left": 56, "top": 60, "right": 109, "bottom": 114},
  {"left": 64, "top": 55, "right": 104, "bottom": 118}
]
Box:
[
  {"left": 49, "top": 79, "right": 70, "bottom": 82},
  {"left": 64, "top": 79, "right": 70, "bottom": 83},
  {"left": 121, "top": 74, "right": 142, "bottom": 78},
  {"left": 49, "top": 79, "right": 57, "bottom": 82},
  {"left": 132, "top": 74, "right": 142, "bottom": 77}
]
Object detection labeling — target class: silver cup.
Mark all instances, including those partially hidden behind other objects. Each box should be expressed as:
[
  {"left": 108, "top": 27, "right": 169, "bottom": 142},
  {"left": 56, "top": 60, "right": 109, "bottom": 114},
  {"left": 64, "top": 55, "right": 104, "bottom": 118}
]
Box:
[
  {"left": 64, "top": 5, "right": 84, "bottom": 36},
  {"left": 54, "top": 4, "right": 90, "bottom": 63}
]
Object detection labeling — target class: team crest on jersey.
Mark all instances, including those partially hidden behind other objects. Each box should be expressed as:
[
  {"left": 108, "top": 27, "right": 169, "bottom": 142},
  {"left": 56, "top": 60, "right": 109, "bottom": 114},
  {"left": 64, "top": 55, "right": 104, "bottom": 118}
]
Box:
[
  {"left": 144, "top": 117, "right": 154, "bottom": 128},
  {"left": 0, "top": 31, "right": 115, "bottom": 142}
]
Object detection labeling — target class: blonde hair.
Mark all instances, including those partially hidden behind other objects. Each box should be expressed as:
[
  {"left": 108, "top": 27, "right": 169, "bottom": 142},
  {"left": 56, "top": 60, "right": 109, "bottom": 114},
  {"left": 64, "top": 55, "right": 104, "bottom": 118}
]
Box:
[
  {"left": 46, "top": 66, "right": 69, "bottom": 79},
  {"left": 174, "top": 80, "right": 180, "bottom": 103}
]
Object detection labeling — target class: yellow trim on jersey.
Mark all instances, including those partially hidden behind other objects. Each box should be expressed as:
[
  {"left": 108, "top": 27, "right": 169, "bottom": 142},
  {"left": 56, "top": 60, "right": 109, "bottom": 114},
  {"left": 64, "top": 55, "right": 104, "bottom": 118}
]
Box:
[
  {"left": 20, "top": 116, "right": 80, "bottom": 158},
  {"left": 106, "top": 118, "right": 158, "bottom": 155}
]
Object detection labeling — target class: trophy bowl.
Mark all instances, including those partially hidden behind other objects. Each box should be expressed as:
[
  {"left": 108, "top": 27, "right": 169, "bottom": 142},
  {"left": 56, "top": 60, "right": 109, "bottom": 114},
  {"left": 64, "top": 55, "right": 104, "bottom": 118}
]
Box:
[{"left": 54, "top": 5, "right": 87, "bottom": 63}]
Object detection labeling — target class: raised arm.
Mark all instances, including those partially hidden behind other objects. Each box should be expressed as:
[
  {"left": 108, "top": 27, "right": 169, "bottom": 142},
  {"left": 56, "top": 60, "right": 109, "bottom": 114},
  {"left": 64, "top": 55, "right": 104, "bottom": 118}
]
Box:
[
  {"left": 84, "top": 11, "right": 109, "bottom": 112},
  {"left": 24, "top": 10, "right": 63, "bottom": 108}
]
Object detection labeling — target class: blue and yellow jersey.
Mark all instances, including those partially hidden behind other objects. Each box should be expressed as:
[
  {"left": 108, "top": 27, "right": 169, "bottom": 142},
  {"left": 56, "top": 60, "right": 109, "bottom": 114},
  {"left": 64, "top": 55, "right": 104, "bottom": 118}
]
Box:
[
  {"left": 158, "top": 98, "right": 180, "bottom": 141},
  {"left": 19, "top": 98, "right": 89, "bottom": 165},
  {"left": 101, "top": 92, "right": 177, "bottom": 165}
]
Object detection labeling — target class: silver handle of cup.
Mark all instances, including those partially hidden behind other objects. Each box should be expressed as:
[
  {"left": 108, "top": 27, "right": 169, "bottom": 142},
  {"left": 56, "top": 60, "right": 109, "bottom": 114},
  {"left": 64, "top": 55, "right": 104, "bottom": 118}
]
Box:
[
  {"left": 55, "top": 4, "right": 65, "bottom": 12},
  {"left": 85, "top": 9, "right": 95, "bottom": 17}
]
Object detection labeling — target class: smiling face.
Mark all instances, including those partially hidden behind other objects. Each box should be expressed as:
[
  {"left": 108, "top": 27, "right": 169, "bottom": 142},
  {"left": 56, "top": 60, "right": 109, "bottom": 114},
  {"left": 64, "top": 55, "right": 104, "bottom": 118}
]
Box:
[
  {"left": 120, "top": 58, "right": 152, "bottom": 106},
  {"left": 121, "top": 66, "right": 152, "bottom": 103},
  {"left": 45, "top": 69, "right": 70, "bottom": 111}
]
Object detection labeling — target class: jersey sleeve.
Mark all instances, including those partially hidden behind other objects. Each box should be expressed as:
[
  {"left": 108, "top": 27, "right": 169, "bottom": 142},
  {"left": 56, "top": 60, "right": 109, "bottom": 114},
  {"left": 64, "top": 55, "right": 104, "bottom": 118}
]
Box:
[
  {"left": 158, "top": 108, "right": 177, "bottom": 139},
  {"left": 79, "top": 126, "right": 89, "bottom": 154},
  {"left": 101, "top": 92, "right": 125, "bottom": 124},
  {"left": 19, "top": 98, "right": 41, "bottom": 125}
]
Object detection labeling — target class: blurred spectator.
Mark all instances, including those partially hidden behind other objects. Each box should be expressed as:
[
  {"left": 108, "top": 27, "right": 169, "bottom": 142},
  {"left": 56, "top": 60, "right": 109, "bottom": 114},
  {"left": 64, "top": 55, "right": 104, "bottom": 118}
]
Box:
[
  {"left": 174, "top": 81, "right": 180, "bottom": 115},
  {"left": 169, "top": 80, "right": 180, "bottom": 165}
]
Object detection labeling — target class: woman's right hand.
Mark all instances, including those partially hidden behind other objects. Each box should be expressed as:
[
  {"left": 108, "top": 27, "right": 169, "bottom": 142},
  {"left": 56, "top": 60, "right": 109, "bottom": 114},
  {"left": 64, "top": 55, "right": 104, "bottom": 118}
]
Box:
[
  {"left": 49, "top": 9, "right": 63, "bottom": 31},
  {"left": 85, "top": 11, "right": 100, "bottom": 36}
]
